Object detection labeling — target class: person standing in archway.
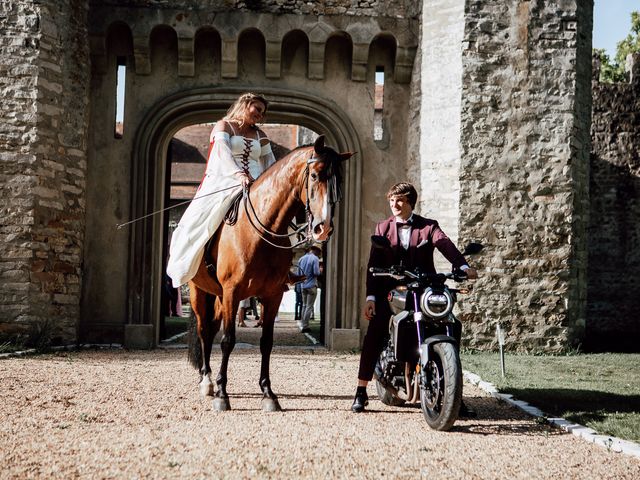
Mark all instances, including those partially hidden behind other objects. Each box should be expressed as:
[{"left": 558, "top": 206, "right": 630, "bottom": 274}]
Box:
[
  {"left": 167, "top": 93, "right": 276, "bottom": 287},
  {"left": 297, "top": 246, "right": 322, "bottom": 333}
]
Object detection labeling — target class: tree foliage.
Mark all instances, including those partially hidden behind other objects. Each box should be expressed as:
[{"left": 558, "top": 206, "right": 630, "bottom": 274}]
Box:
[{"left": 595, "top": 11, "right": 640, "bottom": 83}]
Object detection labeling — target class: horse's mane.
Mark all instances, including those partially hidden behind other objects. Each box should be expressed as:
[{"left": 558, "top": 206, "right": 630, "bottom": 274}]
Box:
[{"left": 258, "top": 142, "right": 343, "bottom": 194}]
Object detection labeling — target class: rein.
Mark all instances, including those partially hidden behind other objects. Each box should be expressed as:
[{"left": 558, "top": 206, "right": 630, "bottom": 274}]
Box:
[
  {"left": 114, "top": 183, "right": 241, "bottom": 230},
  {"left": 242, "top": 153, "right": 333, "bottom": 250}
]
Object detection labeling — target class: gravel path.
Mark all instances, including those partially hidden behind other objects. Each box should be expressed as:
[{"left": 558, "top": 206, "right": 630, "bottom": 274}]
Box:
[{"left": 2, "top": 340, "right": 639, "bottom": 478}]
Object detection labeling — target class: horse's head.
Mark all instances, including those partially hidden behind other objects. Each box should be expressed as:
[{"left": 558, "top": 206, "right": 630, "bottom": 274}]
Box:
[{"left": 302, "top": 135, "right": 354, "bottom": 242}]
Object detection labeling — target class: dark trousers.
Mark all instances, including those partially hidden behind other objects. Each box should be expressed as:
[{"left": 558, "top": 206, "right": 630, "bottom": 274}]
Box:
[
  {"left": 357, "top": 298, "right": 463, "bottom": 382},
  {"left": 294, "top": 289, "right": 303, "bottom": 320}
]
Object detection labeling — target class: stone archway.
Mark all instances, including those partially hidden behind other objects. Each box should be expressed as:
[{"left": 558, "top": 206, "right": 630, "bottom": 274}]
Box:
[
  {"left": 80, "top": 8, "right": 416, "bottom": 349},
  {"left": 127, "top": 87, "right": 363, "bottom": 347}
]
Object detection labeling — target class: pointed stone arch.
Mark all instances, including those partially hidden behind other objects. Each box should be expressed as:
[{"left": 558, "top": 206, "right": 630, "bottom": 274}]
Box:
[{"left": 128, "top": 87, "right": 363, "bottom": 346}]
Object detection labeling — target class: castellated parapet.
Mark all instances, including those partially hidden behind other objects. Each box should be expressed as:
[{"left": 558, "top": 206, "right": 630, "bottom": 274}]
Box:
[
  {"left": 0, "top": 0, "right": 90, "bottom": 343},
  {"left": 588, "top": 52, "right": 640, "bottom": 351}
]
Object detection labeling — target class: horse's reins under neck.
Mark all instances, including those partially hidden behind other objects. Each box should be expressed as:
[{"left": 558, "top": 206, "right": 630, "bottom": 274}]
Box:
[{"left": 242, "top": 153, "right": 338, "bottom": 250}]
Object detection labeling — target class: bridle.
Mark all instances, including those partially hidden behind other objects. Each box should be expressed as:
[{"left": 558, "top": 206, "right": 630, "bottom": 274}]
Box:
[{"left": 242, "top": 152, "right": 340, "bottom": 250}]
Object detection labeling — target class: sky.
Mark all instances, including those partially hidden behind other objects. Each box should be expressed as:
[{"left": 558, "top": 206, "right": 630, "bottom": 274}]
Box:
[
  {"left": 116, "top": 2, "right": 638, "bottom": 123},
  {"left": 593, "top": 0, "right": 638, "bottom": 58}
]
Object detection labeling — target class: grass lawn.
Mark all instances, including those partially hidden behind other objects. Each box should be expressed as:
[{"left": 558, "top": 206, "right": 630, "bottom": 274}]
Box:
[
  {"left": 162, "top": 316, "right": 190, "bottom": 340},
  {"left": 307, "top": 317, "right": 322, "bottom": 343},
  {"left": 460, "top": 351, "right": 640, "bottom": 443}
]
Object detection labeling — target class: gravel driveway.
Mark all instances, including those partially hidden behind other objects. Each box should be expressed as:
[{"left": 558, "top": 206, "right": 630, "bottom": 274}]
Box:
[{"left": 2, "top": 332, "right": 639, "bottom": 479}]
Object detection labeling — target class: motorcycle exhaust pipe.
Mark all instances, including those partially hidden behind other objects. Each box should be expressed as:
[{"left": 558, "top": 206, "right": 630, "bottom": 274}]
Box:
[
  {"left": 397, "top": 363, "right": 413, "bottom": 401},
  {"left": 409, "top": 365, "right": 421, "bottom": 404}
]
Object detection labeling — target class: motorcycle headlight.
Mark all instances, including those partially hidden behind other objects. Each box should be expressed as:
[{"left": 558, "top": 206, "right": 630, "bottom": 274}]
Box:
[{"left": 420, "top": 287, "right": 453, "bottom": 319}]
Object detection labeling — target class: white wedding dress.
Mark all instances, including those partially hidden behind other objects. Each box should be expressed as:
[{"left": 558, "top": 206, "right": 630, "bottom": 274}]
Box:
[{"left": 166, "top": 126, "right": 276, "bottom": 287}]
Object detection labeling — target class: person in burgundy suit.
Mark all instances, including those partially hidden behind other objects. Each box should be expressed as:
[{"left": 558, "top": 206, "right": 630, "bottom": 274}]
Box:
[{"left": 351, "top": 182, "right": 478, "bottom": 413}]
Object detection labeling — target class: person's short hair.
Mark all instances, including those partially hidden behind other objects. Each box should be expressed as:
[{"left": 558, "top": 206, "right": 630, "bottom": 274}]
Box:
[
  {"left": 386, "top": 182, "right": 418, "bottom": 208},
  {"left": 308, "top": 245, "right": 322, "bottom": 255}
]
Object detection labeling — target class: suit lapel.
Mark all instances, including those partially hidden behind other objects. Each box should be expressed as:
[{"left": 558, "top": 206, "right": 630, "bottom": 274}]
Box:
[
  {"left": 408, "top": 215, "right": 425, "bottom": 266},
  {"left": 388, "top": 217, "right": 399, "bottom": 249},
  {"left": 409, "top": 224, "right": 420, "bottom": 265}
]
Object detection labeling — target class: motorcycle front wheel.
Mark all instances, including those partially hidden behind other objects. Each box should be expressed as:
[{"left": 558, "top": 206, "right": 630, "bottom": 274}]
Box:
[{"left": 419, "top": 342, "right": 462, "bottom": 431}]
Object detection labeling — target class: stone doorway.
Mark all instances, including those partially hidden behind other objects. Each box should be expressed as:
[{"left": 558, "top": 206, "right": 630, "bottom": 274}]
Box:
[
  {"left": 160, "top": 121, "right": 326, "bottom": 346},
  {"left": 81, "top": 10, "right": 416, "bottom": 349}
]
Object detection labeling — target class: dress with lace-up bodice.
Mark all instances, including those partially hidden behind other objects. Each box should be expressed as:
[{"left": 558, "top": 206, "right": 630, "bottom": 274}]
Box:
[{"left": 166, "top": 126, "right": 276, "bottom": 287}]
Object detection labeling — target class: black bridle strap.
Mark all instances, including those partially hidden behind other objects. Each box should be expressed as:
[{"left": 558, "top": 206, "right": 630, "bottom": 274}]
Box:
[
  {"left": 241, "top": 153, "right": 330, "bottom": 248},
  {"left": 243, "top": 187, "right": 308, "bottom": 238},
  {"left": 243, "top": 193, "right": 310, "bottom": 249}
]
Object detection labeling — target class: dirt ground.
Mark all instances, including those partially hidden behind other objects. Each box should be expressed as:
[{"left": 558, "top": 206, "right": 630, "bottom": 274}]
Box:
[{"left": 2, "top": 334, "right": 639, "bottom": 480}]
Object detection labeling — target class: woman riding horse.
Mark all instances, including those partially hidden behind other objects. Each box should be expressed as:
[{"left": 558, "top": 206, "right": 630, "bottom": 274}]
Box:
[
  {"left": 169, "top": 93, "right": 353, "bottom": 411},
  {"left": 167, "top": 93, "right": 274, "bottom": 286}
]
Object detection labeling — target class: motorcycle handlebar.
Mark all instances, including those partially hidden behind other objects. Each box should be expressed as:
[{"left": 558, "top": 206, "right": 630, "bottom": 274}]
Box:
[{"left": 368, "top": 266, "right": 469, "bottom": 282}]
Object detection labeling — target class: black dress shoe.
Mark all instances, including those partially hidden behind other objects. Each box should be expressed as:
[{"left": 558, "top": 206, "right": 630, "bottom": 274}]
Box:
[
  {"left": 459, "top": 400, "right": 477, "bottom": 418},
  {"left": 351, "top": 390, "right": 368, "bottom": 413}
]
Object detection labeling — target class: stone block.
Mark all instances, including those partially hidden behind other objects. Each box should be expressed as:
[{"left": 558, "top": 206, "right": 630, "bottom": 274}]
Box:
[
  {"left": 330, "top": 328, "right": 360, "bottom": 351},
  {"left": 124, "top": 324, "right": 154, "bottom": 350}
]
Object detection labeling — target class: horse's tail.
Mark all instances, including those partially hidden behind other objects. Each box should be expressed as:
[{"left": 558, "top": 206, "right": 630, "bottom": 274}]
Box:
[{"left": 187, "top": 308, "right": 202, "bottom": 371}]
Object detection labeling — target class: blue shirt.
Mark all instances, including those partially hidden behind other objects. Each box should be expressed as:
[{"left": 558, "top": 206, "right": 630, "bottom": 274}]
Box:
[{"left": 298, "top": 252, "right": 320, "bottom": 289}]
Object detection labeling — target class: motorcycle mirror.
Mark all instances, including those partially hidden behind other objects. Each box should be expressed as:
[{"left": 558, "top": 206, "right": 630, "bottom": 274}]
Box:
[
  {"left": 371, "top": 235, "right": 391, "bottom": 249},
  {"left": 462, "top": 242, "right": 484, "bottom": 256}
]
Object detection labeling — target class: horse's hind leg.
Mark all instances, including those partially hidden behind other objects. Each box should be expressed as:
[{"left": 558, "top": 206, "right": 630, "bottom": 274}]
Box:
[
  {"left": 259, "top": 295, "right": 283, "bottom": 412},
  {"left": 212, "top": 294, "right": 238, "bottom": 411},
  {"left": 191, "top": 286, "right": 216, "bottom": 397}
]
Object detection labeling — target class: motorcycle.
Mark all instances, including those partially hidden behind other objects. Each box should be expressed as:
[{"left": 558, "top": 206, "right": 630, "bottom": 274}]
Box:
[{"left": 370, "top": 236, "right": 482, "bottom": 431}]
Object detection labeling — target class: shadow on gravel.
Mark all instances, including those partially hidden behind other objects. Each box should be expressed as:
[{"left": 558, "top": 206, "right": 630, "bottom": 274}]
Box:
[
  {"left": 451, "top": 422, "right": 561, "bottom": 436},
  {"left": 447, "top": 397, "right": 565, "bottom": 436},
  {"left": 504, "top": 388, "right": 640, "bottom": 424}
]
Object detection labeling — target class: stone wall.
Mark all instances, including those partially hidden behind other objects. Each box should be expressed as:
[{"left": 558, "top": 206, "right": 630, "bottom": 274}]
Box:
[
  {"left": 588, "top": 53, "right": 640, "bottom": 351},
  {"left": 90, "top": 0, "right": 420, "bottom": 18},
  {"left": 0, "top": 0, "right": 90, "bottom": 344},
  {"left": 456, "top": 0, "right": 593, "bottom": 351}
]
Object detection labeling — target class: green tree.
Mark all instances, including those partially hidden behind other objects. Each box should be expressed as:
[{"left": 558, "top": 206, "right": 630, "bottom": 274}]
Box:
[{"left": 596, "top": 10, "right": 640, "bottom": 83}]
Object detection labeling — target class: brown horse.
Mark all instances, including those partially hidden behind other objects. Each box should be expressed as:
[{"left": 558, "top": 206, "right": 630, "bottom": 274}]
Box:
[{"left": 187, "top": 135, "right": 352, "bottom": 411}]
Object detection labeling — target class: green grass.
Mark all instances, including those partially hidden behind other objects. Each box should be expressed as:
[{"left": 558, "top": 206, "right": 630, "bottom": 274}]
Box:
[
  {"left": 162, "top": 316, "right": 190, "bottom": 340},
  {"left": 307, "top": 317, "right": 322, "bottom": 343},
  {"left": 460, "top": 351, "right": 640, "bottom": 443},
  {"left": 0, "top": 340, "right": 25, "bottom": 354}
]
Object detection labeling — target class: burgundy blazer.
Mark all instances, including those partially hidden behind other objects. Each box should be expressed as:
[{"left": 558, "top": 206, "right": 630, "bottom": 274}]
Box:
[{"left": 366, "top": 214, "right": 468, "bottom": 297}]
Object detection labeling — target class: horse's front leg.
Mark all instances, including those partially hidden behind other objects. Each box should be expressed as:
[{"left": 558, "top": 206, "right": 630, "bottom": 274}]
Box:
[
  {"left": 190, "top": 286, "right": 216, "bottom": 397},
  {"left": 259, "top": 295, "right": 283, "bottom": 412},
  {"left": 213, "top": 295, "right": 237, "bottom": 411}
]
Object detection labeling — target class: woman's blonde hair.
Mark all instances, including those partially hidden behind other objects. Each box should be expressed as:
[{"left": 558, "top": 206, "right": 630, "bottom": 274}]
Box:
[{"left": 223, "top": 93, "right": 269, "bottom": 125}]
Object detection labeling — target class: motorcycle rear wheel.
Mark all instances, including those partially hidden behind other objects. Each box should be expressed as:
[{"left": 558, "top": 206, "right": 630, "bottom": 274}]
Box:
[
  {"left": 375, "top": 379, "right": 406, "bottom": 407},
  {"left": 419, "top": 342, "right": 462, "bottom": 431}
]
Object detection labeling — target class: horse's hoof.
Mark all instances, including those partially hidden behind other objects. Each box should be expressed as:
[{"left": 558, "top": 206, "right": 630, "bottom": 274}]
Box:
[
  {"left": 262, "top": 397, "right": 282, "bottom": 412},
  {"left": 199, "top": 382, "right": 214, "bottom": 397},
  {"left": 212, "top": 397, "right": 231, "bottom": 411}
]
